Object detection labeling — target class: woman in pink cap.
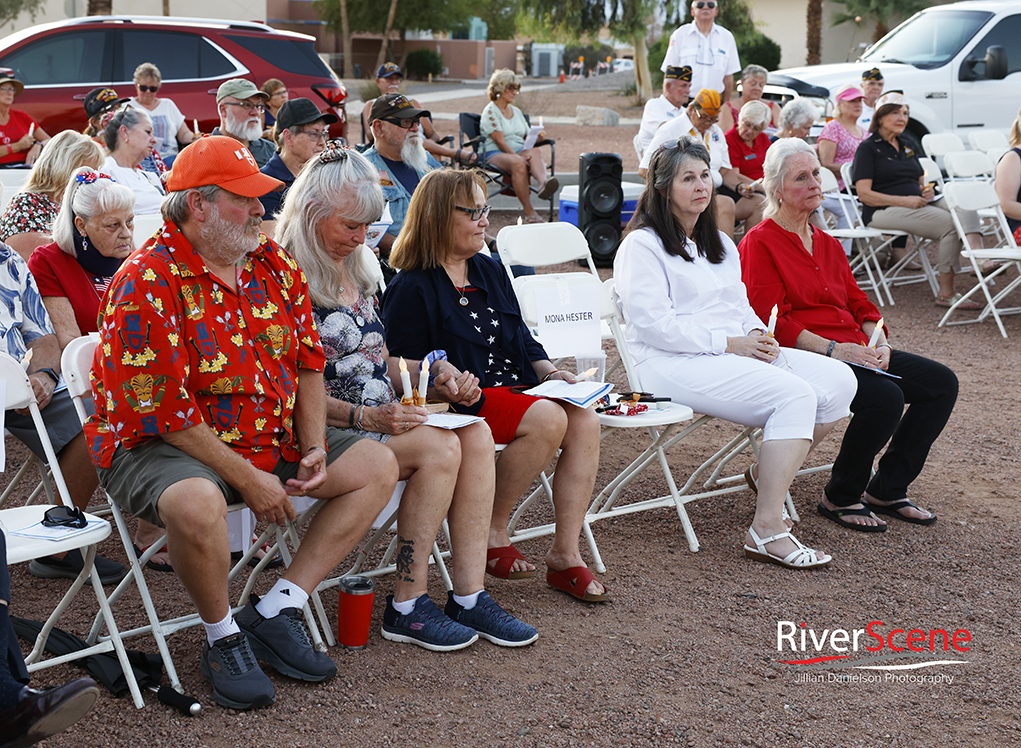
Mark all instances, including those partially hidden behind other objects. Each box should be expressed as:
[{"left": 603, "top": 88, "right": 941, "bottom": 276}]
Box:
[{"left": 817, "top": 84, "right": 869, "bottom": 252}]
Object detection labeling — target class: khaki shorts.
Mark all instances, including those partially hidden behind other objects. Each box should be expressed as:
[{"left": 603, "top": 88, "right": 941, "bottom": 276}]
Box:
[{"left": 97, "top": 427, "right": 362, "bottom": 527}]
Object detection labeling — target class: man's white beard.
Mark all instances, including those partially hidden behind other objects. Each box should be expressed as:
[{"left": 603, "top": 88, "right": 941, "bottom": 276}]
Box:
[
  {"left": 199, "top": 201, "right": 260, "bottom": 266},
  {"left": 224, "top": 112, "right": 263, "bottom": 142},
  {"left": 401, "top": 133, "right": 428, "bottom": 172}
]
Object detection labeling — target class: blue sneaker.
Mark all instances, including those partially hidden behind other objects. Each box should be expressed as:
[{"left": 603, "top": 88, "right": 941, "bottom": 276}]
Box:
[
  {"left": 444, "top": 591, "right": 538, "bottom": 647},
  {"left": 200, "top": 633, "right": 275, "bottom": 710},
  {"left": 235, "top": 595, "right": 337, "bottom": 682},
  {"left": 381, "top": 594, "right": 478, "bottom": 652}
]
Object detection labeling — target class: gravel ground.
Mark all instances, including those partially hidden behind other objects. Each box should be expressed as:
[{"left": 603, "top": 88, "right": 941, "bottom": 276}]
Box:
[{"left": 5, "top": 87, "right": 1021, "bottom": 747}]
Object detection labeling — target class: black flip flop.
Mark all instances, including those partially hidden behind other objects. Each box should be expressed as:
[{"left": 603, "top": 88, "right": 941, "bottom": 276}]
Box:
[
  {"left": 863, "top": 498, "right": 937, "bottom": 525},
  {"left": 817, "top": 502, "right": 887, "bottom": 533}
]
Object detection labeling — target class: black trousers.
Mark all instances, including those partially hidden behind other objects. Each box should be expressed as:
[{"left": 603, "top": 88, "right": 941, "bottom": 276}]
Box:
[
  {"left": 825, "top": 350, "right": 958, "bottom": 506},
  {"left": 1, "top": 531, "right": 31, "bottom": 684}
]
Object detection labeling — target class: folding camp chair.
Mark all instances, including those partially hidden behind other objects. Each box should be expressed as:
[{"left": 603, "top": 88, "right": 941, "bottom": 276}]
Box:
[
  {"left": 0, "top": 351, "right": 144, "bottom": 708},
  {"left": 921, "top": 132, "right": 965, "bottom": 169},
  {"left": 968, "top": 130, "right": 1008, "bottom": 154},
  {"left": 60, "top": 335, "right": 327, "bottom": 697},
  {"left": 938, "top": 181, "right": 1021, "bottom": 337},
  {"left": 458, "top": 112, "right": 556, "bottom": 219}
]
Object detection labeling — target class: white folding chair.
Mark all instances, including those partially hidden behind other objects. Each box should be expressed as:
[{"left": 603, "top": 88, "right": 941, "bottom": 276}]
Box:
[
  {"left": 921, "top": 132, "right": 965, "bottom": 170},
  {"left": 0, "top": 171, "right": 29, "bottom": 211},
  {"left": 986, "top": 146, "right": 1009, "bottom": 168},
  {"left": 968, "top": 130, "right": 1008, "bottom": 154},
  {"left": 938, "top": 182, "right": 1021, "bottom": 337},
  {"left": 132, "top": 213, "right": 165, "bottom": 250},
  {"left": 633, "top": 132, "right": 644, "bottom": 160},
  {"left": 0, "top": 350, "right": 144, "bottom": 708},
  {"left": 944, "top": 150, "right": 1004, "bottom": 242},
  {"left": 818, "top": 168, "right": 894, "bottom": 306},
  {"left": 496, "top": 222, "right": 619, "bottom": 373},
  {"left": 841, "top": 162, "right": 939, "bottom": 298},
  {"left": 60, "top": 335, "right": 328, "bottom": 697}
]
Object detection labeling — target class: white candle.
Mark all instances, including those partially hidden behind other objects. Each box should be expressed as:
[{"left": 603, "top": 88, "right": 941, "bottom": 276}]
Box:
[
  {"left": 398, "top": 357, "right": 413, "bottom": 400},
  {"left": 418, "top": 359, "right": 429, "bottom": 402},
  {"left": 28, "top": 123, "right": 34, "bottom": 138},
  {"left": 21, "top": 348, "right": 33, "bottom": 370},
  {"left": 193, "top": 119, "right": 199, "bottom": 136},
  {"left": 766, "top": 304, "right": 778, "bottom": 336},
  {"left": 868, "top": 318, "right": 884, "bottom": 348}
]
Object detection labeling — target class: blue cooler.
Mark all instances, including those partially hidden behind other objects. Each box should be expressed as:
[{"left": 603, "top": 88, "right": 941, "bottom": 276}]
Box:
[{"left": 558, "top": 182, "right": 644, "bottom": 227}]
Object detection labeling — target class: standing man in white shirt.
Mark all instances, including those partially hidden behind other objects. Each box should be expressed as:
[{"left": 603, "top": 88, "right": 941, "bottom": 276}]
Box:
[
  {"left": 857, "top": 68, "right": 884, "bottom": 131},
  {"left": 660, "top": 0, "right": 741, "bottom": 104},
  {"left": 637, "top": 65, "right": 693, "bottom": 154}
]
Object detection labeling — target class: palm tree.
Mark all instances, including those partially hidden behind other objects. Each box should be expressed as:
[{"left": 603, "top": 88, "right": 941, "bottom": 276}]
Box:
[
  {"left": 831, "top": 0, "right": 923, "bottom": 44},
  {"left": 806, "top": 0, "right": 822, "bottom": 65}
]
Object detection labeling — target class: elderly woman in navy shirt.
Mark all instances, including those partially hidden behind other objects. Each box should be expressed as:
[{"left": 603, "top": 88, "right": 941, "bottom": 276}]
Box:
[
  {"left": 851, "top": 93, "right": 983, "bottom": 309},
  {"left": 382, "top": 169, "right": 607, "bottom": 603}
]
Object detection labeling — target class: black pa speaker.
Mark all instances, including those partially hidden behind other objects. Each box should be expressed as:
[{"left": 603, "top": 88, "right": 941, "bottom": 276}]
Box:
[{"left": 577, "top": 152, "right": 623, "bottom": 267}]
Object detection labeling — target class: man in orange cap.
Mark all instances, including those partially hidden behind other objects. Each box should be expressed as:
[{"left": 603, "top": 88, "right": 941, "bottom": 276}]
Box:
[
  {"left": 639, "top": 89, "right": 765, "bottom": 237},
  {"left": 85, "top": 135, "right": 396, "bottom": 711}
]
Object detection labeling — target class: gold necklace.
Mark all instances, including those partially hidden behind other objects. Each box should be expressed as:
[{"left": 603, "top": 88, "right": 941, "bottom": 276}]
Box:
[{"left": 776, "top": 214, "right": 813, "bottom": 252}]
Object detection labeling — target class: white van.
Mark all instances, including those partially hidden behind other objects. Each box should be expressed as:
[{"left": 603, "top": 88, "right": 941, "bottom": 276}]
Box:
[{"left": 766, "top": 0, "right": 1019, "bottom": 142}]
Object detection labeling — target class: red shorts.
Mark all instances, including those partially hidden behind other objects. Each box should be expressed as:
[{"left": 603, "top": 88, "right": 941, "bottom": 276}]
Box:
[{"left": 477, "top": 386, "right": 541, "bottom": 444}]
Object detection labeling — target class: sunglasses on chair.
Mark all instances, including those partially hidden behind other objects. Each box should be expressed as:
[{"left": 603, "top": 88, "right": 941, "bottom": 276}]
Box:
[{"left": 42, "top": 505, "right": 87, "bottom": 529}]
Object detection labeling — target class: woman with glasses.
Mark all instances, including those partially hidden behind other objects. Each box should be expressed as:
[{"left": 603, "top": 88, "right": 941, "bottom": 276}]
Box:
[
  {"left": 479, "top": 69, "right": 558, "bottom": 223},
  {"left": 723, "top": 99, "right": 771, "bottom": 181},
  {"left": 102, "top": 106, "right": 165, "bottom": 215},
  {"left": 381, "top": 169, "right": 607, "bottom": 603},
  {"left": 615, "top": 137, "right": 855, "bottom": 569},
  {"left": 277, "top": 145, "right": 537, "bottom": 650},
  {"left": 127, "top": 63, "right": 194, "bottom": 162},
  {"left": 0, "top": 73, "right": 50, "bottom": 167}
]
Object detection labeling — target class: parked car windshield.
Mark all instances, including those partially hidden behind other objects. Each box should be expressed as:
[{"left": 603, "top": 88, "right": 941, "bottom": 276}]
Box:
[{"left": 861, "top": 9, "right": 993, "bottom": 69}]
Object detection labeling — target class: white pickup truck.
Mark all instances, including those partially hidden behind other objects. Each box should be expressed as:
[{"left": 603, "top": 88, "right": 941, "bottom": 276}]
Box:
[{"left": 765, "top": 0, "right": 1019, "bottom": 143}]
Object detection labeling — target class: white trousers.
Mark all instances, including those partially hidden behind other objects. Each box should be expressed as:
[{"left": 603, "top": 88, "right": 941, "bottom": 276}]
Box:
[{"left": 638, "top": 347, "right": 856, "bottom": 443}]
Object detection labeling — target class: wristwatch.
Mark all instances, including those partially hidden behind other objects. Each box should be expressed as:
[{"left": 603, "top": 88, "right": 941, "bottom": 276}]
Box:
[{"left": 37, "top": 367, "right": 59, "bottom": 384}]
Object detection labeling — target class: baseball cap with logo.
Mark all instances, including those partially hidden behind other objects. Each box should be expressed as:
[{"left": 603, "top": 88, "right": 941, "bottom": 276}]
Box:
[
  {"left": 369, "top": 93, "right": 431, "bottom": 125},
  {"left": 376, "top": 63, "right": 403, "bottom": 79},
  {"left": 693, "top": 88, "right": 722, "bottom": 117},
  {"left": 862, "top": 67, "right": 884, "bottom": 82},
  {"left": 216, "top": 78, "right": 270, "bottom": 103},
  {"left": 167, "top": 136, "right": 283, "bottom": 197},
  {"left": 84, "top": 87, "right": 130, "bottom": 119}
]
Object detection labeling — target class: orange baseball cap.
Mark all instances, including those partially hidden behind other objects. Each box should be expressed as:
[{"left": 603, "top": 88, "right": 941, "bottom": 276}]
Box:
[
  {"left": 693, "top": 88, "right": 722, "bottom": 117},
  {"left": 166, "top": 135, "right": 283, "bottom": 197}
]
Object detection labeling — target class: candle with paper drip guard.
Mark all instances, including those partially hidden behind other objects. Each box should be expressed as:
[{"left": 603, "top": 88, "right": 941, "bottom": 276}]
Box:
[
  {"left": 193, "top": 119, "right": 200, "bottom": 137},
  {"left": 417, "top": 358, "right": 429, "bottom": 404},
  {"left": 766, "top": 304, "right": 778, "bottom": 336},
  {"left": 868, "top": 318, "right": 885, "bottom": 348},
  {"left": 398, "top": 357, "right": 415, "bottom": 405}
]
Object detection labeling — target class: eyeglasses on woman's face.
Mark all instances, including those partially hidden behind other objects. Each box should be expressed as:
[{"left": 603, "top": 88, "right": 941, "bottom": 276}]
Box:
[
  {"left": 136, "top": 84, "right": 159, "bottom": 93},
  {"left": 453, "top": 204, "right": 492, "bottom": 222},
  {"left": 0, "top": 85, "right": 16, "bottom": 94}
]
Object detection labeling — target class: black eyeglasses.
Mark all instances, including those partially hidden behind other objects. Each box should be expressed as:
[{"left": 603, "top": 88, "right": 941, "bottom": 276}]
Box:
[
  {"left": 224, "top": 101, "right": 265, "bottom": 114},
  {"left": 505, "top": 84, "right": 521, "bottom": 92},
  {"left": 42, "top": 505, "right": 87, "bottom": 529},
  {"left": 137, "top": 85, "right": 159, "bottom": 92},
  {"left": 381, "top": 116, "right": 422, "bottom": 129},
  {"left": 694, "top": 1, "right": 716, "bottom": 7},
  {"left": 454, "top": 205, "right": 491, "bottom": 221}
]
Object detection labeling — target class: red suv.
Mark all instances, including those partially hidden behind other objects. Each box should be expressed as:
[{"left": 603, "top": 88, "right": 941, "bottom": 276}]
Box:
[{"left": 0, "top": 15, "right": 347, "bottom": 139}]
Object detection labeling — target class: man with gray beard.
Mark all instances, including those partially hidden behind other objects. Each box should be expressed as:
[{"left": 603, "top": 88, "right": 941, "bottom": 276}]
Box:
[
  {"left": 85, "top": 135, "right": 397, "bottom": 710},
  {"left": 211, "top": 79, "right": 276, "bottom": 168},
  {"left": 363, "top": 93, "right": 442, "bottom": 258}
]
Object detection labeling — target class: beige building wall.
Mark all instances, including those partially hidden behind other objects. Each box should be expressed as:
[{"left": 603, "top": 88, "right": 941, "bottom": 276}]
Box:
[
  {"left": 751, "top": 0, "right": 881, "bottom": 69},
  {"left": 2, "top": 0, "right": 266, "bottom": 35}
]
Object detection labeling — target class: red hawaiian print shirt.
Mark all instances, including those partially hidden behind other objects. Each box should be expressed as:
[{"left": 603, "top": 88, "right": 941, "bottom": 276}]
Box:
[{"left": 85, "top": 222, "right": 325, "bottom": 470}]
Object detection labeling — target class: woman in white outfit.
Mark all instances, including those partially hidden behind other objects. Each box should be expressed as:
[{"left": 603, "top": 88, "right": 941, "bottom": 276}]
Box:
[{"left": 613, "top": 136, "right": 857, "bottom": 569}]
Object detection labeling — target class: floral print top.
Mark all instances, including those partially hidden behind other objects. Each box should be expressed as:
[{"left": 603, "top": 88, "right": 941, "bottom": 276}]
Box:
[
  {"left": 0, "top": 192, "right": 59, "bottom": 241},
  {"left": 85, "top": 221, "right": 325, "bottom": 470}
]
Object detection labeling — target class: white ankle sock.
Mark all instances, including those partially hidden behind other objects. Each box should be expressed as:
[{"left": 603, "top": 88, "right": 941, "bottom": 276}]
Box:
[
  {"left": 391, "top": 595, "right": 422, "bottom": 615},
  {"left": 452, "top": 590, "right": 482, "bottom": 610},
  {"left": 255, "top": 579, "right": 309, "bottom": 619},
  {"left": 203, "top": 611, "right": 240, "bottom": 646}
]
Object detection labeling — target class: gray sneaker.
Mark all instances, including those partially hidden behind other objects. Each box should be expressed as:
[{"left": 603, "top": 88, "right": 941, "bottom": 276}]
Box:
[
  {"left": 235, "top": 595, "right": 337, "bottom": 682},
  {"left": 199, "top": 633, "right": 275, "bottom": 710}
]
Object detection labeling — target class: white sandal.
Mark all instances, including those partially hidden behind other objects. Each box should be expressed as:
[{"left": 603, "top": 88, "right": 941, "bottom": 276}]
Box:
[{"left": 743, "top": 527, "right": 831, "bottom": 569}]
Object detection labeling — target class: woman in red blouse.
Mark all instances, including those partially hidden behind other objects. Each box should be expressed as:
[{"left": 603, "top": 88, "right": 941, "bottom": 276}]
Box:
[
  {"left": 0, "top": 74, "right": 51, "bottom": 166},
  {"left": 739, "top": 138, "right": 957, "bottom": 533},
  {"left": 724, "top": 99, "right": 771, "bottom": 182}
]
